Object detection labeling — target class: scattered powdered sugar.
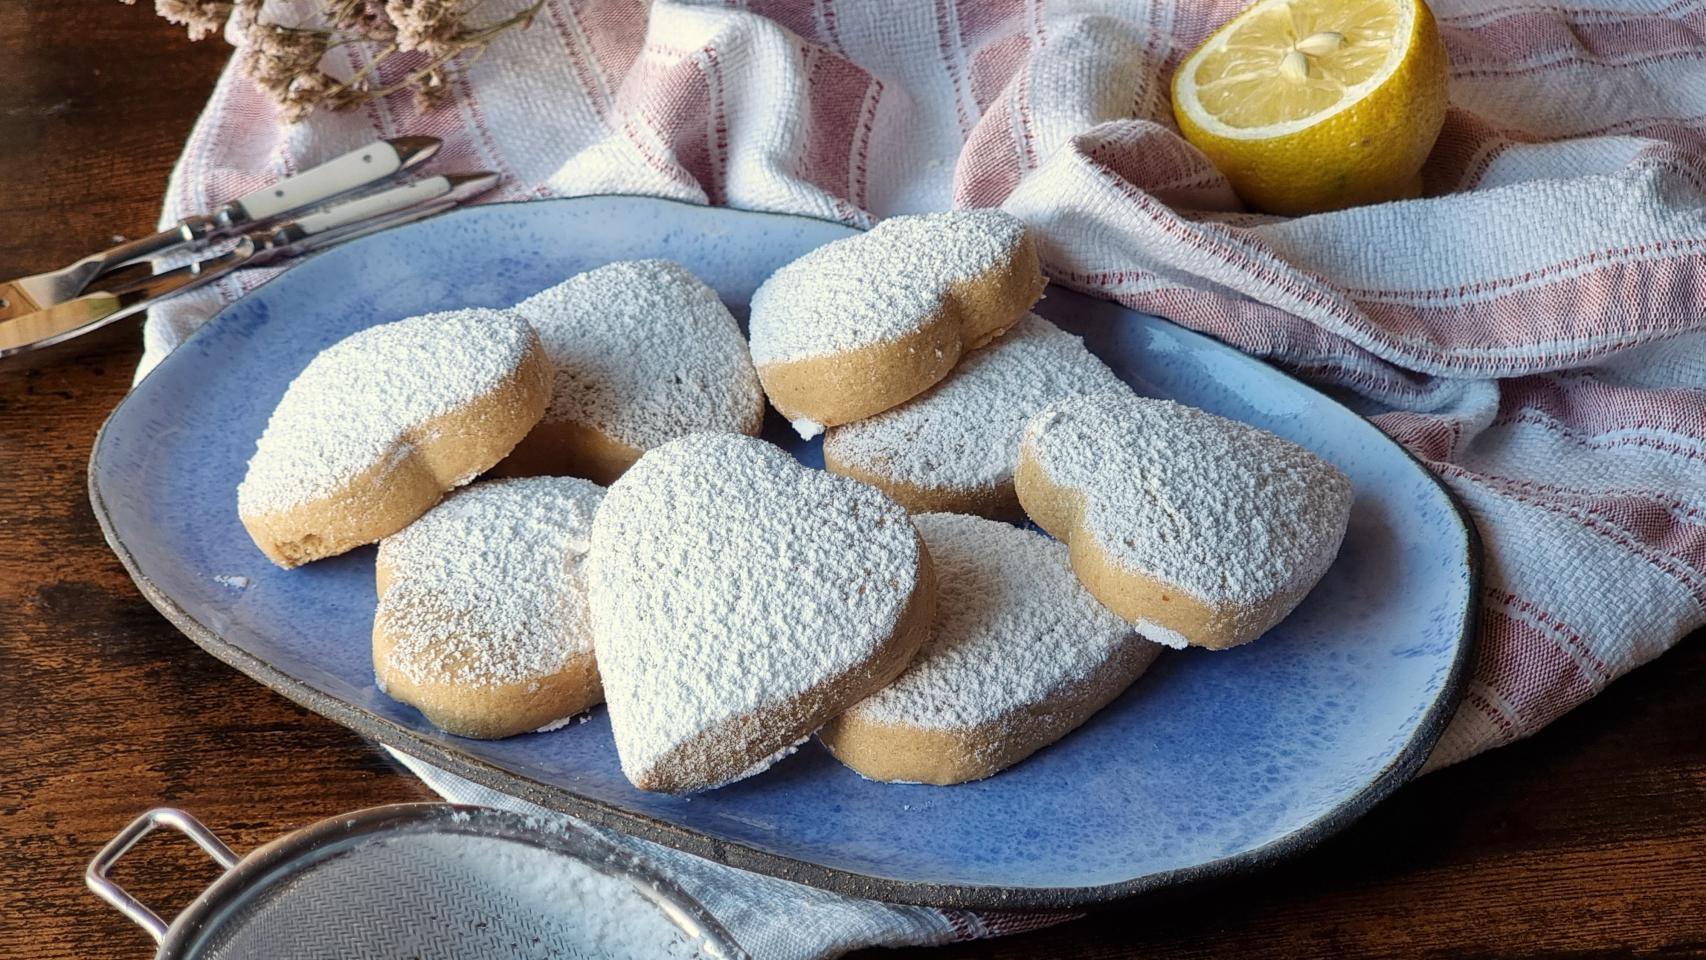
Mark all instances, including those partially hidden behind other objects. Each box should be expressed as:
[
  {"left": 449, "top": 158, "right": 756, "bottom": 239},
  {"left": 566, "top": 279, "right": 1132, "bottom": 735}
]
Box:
[
  {"left": 238, "top": 309, "right": 542, "bottom": 516},
  {"left": 823, "top": 313, "right": 1127, "bottom": 490},
  {"left": 1024, "top": 392, "right": 1354, "bottom": 606},
  {"left": 848, "top": 513, "right": 1144, "bottom": 731},
  {"left": 376, "top": 476, "right": 604, "bottom": 687},
  {"left": 515, "top": 260, "right": 763, "bottom": 448},
  {"left": 589, "top": 432, "right": 920, "bottom": 790},
  {"left": 371, "top": 833, "right": 709, "bottom": 959},
  {"left": 535, "top": 714, "right": 581, "bottom": 734},
  {"left": 790, "top": 417, "right": 825, "bottom": 440},
  {"left": 748, "top": 210, "right": 1029, "bottom": 364},
  {"left": 213, "top": 574, "right": 250, "bottom": 589},
  {"left": 1136, "top": 619, "right": 1192, "bottom": 650}
]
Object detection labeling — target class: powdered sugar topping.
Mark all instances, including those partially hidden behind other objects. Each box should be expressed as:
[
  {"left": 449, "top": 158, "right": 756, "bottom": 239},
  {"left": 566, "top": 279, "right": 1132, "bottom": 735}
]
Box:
[
  {"left": 589, "top": 432, "right": 921, "bottom": 789},
  {"left": 238, "top": 309, "right": 542, "bottom": 515},
  {"left": 515, "top": 260, "right": 763, "bottom": 448},
  {"left": 824, "top": 314, "right": 1127, "bottom": 491},
  {"left": 376, "top": 476, "right": 604, "bottom": 687},
  {"left": 848, "top": 513, "right": 1144, "bottom": 731},
  {"left": 748, "top": 210, "right": 1029, "bottom": 364},
  {"left": 1024, "top": 392, "right": 1354, "bottom": 605}
]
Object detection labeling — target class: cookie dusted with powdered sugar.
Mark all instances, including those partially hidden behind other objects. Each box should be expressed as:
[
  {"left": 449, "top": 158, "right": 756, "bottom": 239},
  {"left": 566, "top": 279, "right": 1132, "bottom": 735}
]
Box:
[
  {"left": 496, "top": 260, "right": 765, "bottom": 484},
  {"left": 1016, "top": 392, "right": 1353, "bottom": 651},
  {"left": 748, "top": 210, "right": 1046, "bottom": 437},
  {"left": 822, "top": 314, "right": 1127, "bottom": 520},
  {"left": 238, "top": 308, "right": 550, "bottom": 568},
  {"left": 822, "top": 513, "right": 1162, "bottom": 785},
  {"left": 373, "top": 477, "right": 604, "bottom": 739},
  {"left": 588, "top": 433, "right": 934, "bottom": 794}
]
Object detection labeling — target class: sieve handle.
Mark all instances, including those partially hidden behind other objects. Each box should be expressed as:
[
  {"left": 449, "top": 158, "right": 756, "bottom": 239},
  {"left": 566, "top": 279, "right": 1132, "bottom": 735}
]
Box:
[{"left": 87, "top": 808, "right": 242, "bottom": 944}]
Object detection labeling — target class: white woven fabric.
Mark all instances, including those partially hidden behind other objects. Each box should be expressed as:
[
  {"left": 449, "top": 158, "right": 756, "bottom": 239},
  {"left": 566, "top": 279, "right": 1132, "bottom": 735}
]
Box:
[{"left": 387, "top": 750, "right": 1066, "bottom": 959}]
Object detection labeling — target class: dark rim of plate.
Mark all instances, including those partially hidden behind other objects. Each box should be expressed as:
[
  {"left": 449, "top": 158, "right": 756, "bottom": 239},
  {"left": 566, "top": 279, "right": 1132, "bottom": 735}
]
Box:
[{"left": 88, "top": 195, "right": 1483, "bottom": 911}]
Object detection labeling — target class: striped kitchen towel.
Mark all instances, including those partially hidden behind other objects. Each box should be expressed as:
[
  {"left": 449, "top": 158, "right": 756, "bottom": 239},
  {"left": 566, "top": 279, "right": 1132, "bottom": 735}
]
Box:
[{"left": 142, "top": 0, "right": 1706, "bottom": 954}]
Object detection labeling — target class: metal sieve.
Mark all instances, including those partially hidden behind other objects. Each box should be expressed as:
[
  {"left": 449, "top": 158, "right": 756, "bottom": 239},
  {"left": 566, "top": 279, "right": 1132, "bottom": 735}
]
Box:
[{"left": 88, "top": 804, "right": 748, "bottom": 959}]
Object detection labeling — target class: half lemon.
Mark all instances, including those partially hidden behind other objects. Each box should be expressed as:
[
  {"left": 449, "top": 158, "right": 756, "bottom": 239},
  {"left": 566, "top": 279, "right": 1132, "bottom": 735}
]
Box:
[{"left": 1172, "top": 0, "right": 1449, "bottom": 215}]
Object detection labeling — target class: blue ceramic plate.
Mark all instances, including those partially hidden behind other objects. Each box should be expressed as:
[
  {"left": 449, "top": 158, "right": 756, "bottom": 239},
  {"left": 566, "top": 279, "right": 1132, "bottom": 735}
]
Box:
[{"left": 91, "top": 197, "right": 1477, "bottom": 909}]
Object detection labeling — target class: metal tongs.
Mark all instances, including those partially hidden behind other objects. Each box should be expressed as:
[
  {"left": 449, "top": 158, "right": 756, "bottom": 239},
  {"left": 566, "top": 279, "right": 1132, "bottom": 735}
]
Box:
[{"left": 0, "top": 137, "right": 499, "bottom": 358}]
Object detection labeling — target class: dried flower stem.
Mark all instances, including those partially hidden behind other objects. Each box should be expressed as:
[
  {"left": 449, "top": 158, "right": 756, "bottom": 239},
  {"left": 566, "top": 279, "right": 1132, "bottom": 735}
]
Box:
[
  {"left": 130, "top": 0, "right": 545, "bottom": 122},
  {"left": 335, "top": 2, "right": 542, "bottom": 106}
]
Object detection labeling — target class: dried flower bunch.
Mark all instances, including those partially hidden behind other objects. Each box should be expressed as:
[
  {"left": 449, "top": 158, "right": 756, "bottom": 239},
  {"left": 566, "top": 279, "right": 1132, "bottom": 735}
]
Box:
[{"left": 127, "top": 0, "right": 545, "bottom": 121}]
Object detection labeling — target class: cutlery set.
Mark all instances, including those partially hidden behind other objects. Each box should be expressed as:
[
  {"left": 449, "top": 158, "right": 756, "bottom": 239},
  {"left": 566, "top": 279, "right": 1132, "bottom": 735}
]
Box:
[{"left": 0, "top": 137, "right": 495, "bottom": 357}]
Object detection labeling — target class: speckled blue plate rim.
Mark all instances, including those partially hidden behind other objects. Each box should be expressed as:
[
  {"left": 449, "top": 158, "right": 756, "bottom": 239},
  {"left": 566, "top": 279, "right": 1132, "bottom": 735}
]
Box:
[{"left": 89, "top": 195, "right": 1480, "bottom": 911}]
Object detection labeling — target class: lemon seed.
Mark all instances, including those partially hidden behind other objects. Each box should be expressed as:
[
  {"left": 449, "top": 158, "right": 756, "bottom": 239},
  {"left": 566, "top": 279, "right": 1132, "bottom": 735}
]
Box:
[{"left": 1295, "top": 31, "right": 1347, "bottom": 55}]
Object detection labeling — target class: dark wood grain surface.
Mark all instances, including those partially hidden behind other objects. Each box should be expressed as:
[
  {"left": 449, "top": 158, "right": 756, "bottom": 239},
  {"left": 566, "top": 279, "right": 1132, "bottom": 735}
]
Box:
[{"left": 1, "top": 6, "right": 1702, "bottom": 958}]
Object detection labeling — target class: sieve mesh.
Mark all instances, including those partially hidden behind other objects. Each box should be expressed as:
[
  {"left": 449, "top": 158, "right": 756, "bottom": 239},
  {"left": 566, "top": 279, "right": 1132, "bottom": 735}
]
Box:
[{"left": 192, "top": 830, "right": 716, "bottom": 959}]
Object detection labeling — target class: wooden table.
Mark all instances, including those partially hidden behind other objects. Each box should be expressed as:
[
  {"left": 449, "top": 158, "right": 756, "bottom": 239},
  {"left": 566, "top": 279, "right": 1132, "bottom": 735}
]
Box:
[{"left": 3, "top": 7, "right": 1703, "bottom": 958}]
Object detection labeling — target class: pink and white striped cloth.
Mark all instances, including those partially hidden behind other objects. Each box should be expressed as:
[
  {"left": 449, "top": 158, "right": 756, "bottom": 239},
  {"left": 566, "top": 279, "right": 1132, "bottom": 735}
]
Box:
[{"left": 143, "top": 0, "right": 1706, "bottom": 954}]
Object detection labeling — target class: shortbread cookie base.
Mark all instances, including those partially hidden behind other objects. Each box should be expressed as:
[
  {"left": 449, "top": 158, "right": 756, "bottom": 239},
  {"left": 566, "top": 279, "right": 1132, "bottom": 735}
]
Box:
[
  {"left": 821, "top": 313, "right": 1125, "bottom": 521},
  {"left": 240, "top": 350, "right": 551, "bottom": 568},
  {"left": 370, "top": 476, "right": 603, "bottom": 739},
  {"left": 243, "top": 352, "right": 551, "bottom": 568},
  {"left": 822, "top": 451, "right": 1024, "bottom": 522},
  {"left": 1015, "top": 448, "right": 1325, "bottom": 650},
  {"left": 626, "top": 539, "right": 937, "bottom": 794},
  {"left": 490, "top": 418, "right": 647, "bottom": 487},
  {"left": 756, "top": 317, "right": 963, "bottom": 429},
  {"left": 821, "top": 634, "right": 1159, "bottom": 785},
  {"left": 756, "top": 233, "right": 1045, "bottom": 428},
  {"left": 496, "top": 260, "right": 767, "bottom": 482},
  {"left": 373, "top": 621, "right": 602, "bottom": 739},
  {"left": 948, "top": 230, "right": 1047, "bottom": 352}
]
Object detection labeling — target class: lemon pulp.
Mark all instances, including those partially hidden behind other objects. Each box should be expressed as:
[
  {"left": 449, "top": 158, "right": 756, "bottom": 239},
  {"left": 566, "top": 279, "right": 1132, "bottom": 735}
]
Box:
[
  {"left": 1192, "top": 0, "right": 1402, "bottom": 131},
  {"left": 1172, "top": 0, "right": 1448, "bottom": 214}
]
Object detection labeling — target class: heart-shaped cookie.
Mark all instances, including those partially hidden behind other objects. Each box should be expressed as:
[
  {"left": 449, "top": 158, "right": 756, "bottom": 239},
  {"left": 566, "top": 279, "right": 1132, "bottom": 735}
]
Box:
[
  {"left": 588, "top": 432, "right": 934, "bottom": 793},
  {"left": 239, "top": 308, "right": 550, "bottom": 567},
  {"left": 373, "top": 476, "right": 604, "bottom": 739},
  {"left": 748, "top": 209, "right": 1046, "bottom": 436},
  {"left": 495, "top": 260, "right": 765, "bottom": 484},
  {"left": 1016, "top": 392, "right": 1353, "bottom": 650},
  {"left": 822, "top": 513, "right": 1162, "bottom": 785},
  {"left": 823, "top": 313, "right": 1128, "bottom": 520}
]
